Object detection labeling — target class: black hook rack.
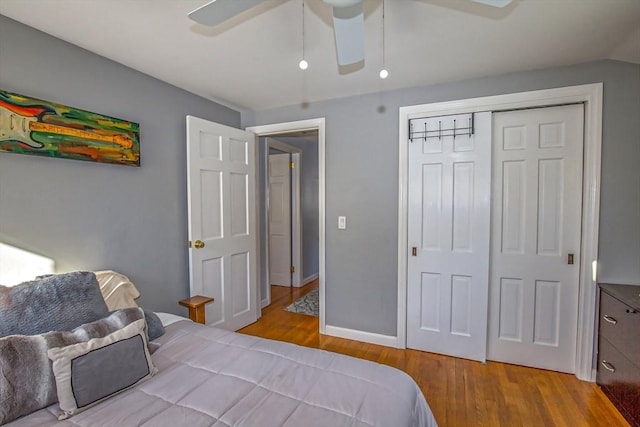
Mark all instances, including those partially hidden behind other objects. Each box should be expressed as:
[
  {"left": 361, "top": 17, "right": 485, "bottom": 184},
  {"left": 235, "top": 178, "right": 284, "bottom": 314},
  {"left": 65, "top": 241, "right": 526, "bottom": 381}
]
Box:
[{"left": 409, "top": 113, "right": 475, "bottom": 142}]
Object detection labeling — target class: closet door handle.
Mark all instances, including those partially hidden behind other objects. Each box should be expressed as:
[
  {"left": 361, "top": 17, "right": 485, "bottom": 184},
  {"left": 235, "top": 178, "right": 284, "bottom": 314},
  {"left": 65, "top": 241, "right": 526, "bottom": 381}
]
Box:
[
  {"left": 602, "top": 315, "right": 617, "bottom": 325},
  {"left": 601, "top": 360, "right": 616, "bottom": 373}
]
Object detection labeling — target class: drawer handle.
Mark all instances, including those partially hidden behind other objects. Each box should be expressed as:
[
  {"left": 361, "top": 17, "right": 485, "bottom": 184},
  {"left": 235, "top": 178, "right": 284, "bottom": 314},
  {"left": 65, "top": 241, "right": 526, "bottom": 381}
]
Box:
[
  {"left": 601, "top": 360, "right": 616, "bottom": 373},
  {"left": 602, "top": 315, "right": 617, "bottom": 325},
  {"left": 626, "top": 309, "right": 638, "bottom": 314}
]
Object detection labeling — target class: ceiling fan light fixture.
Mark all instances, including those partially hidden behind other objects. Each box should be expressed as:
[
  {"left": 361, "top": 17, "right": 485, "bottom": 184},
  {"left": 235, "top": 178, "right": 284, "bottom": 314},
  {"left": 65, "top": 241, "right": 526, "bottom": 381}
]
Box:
[
  {"left": 379, "top": 0, "right": 388, "bottom": 80},
  {"left": 299, "top": 0, "right": 308, "bottom": 71}
]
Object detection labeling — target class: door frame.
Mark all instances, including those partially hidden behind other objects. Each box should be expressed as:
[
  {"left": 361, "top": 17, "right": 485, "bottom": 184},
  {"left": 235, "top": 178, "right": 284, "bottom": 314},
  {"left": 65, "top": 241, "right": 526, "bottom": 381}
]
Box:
[
  {"left": 397, "top": 83, "right": 603, "bottom": 381},
  {"left": 247, "top": 118, "right": 326, "bottom": 332},
  {"left": 266, "top": 139, "right": 302, "bottom": 295}
]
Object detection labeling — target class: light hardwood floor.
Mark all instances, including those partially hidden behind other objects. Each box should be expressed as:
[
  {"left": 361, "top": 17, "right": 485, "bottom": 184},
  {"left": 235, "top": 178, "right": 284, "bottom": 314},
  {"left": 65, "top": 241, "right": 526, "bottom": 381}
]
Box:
[{"left": 239, "top": 281, "right": 629, "bottom": 427}]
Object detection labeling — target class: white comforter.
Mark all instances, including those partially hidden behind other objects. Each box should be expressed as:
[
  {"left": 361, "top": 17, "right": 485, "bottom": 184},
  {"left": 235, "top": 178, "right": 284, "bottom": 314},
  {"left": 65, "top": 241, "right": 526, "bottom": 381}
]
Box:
[{"left": 10, "top": 320, "right": 437, "bottom": 426}]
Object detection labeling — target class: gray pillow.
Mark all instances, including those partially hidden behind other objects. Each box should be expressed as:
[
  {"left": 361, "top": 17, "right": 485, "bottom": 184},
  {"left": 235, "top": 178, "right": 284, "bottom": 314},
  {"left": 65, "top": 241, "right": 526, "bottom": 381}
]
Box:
[
  {"left": 0, "top": 308, "right": 144, "bottom": 425},
  {"left": 0, "top": 271, "right": 109, "bottom": 337},
  {"left": 142, "top": 309, "right": 165, "bottom": 341},
  {"left": 48, "top": 318, "right": 157, "bottom": 420}
]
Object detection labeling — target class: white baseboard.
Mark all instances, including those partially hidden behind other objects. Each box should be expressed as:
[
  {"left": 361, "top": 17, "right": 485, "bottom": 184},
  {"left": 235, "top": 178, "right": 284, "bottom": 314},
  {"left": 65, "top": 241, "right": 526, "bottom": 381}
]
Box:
[
  {"left": 271, "top": 274, "right": 318, "bottom": 289},
  {"left": 303, "top": 273, "right": 319, "bottom": 285},
  {"left": 324, "top": 325, "right": 400, "bottom": 348},
  {"left": 261, "top": 298, "right": 269, "bottom": 308}
]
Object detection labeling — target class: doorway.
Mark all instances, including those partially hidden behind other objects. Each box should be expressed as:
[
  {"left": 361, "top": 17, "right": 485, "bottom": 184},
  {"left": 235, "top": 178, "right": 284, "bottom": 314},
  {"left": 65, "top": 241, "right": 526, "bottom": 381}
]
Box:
[
  {"left": 246, "top": 118, "right": 326, "bottom": 331},
  {"left": 405, "top": 104, "right": 584, "bottom": 374},
  {"left": 266, "top": 140, "right": 302, "bottom": 288},
  {"left": 397, "top": 84, "right": 603, "bottom": 381}
]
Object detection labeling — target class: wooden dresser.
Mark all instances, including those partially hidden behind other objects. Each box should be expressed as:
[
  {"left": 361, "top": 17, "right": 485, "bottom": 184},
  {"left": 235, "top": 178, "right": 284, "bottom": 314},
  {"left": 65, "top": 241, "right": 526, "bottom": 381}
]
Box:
[{"left": 597, "top": 283, "right": 640, "bottom": 427}]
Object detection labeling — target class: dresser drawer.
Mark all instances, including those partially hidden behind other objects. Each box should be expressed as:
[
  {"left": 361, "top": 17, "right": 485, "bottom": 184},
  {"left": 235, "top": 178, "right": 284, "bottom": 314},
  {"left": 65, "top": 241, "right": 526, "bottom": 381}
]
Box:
[
  {"left": 596, "top": 337, "right": 640, "bottom": 426},
  {"left": 597, "top": 337, "right": 640, "bottom": 427},
  {"left": 600, "top": 291, "right": 640, "bottom": 366}
]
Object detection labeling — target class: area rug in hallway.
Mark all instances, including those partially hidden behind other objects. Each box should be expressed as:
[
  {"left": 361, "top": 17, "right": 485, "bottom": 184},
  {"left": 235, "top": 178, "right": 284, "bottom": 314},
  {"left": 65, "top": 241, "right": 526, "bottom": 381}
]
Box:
[{"left": 284, "top": 289, "right": 319, "bottom": 317}]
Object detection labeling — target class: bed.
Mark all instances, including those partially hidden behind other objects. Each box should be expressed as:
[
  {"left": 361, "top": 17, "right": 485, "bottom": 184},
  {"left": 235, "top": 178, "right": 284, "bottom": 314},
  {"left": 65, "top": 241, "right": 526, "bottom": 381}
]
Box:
[{"left": 1, "top": 272, "right": 436, "bottom": 427}]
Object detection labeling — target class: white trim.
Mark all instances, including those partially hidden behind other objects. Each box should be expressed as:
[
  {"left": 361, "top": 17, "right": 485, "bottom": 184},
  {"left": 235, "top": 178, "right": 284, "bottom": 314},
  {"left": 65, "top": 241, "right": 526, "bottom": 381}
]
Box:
[
  {"left": 303, "top": 273, "right": 319, "bottom": 285},
  {"left": 324, "top": 325, "right": 399, "bottom": 348},
  {"left": 254, "top": 130, "right": 264, "bottom": 317},
  {"left": 247, "top": 118, "right": 326, "bottom": 335},
  {"left": 261, "top": 298, "right": 269, "bottom": 309},
  {"left": 257, "top": 140, "right": 269, "bottom": 309},
  {"left": 576, "top": 84, "right": 603, "bottom": 382},
  {"left": 398, "top": 83, "right": 603, "bottom": 381},
  {"left": 291, "top": 152, "right": 302, "bottom": 287}
]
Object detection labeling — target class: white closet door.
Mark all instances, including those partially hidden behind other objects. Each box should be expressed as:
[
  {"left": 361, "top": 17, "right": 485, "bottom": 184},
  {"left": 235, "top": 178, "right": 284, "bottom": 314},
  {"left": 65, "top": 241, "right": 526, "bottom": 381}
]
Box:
[
  {"left": 407, "top": 112, "right": 492, "bottom": 361},
  {"left": 488, "top": 104, "right": 584, "bottom": 373}
]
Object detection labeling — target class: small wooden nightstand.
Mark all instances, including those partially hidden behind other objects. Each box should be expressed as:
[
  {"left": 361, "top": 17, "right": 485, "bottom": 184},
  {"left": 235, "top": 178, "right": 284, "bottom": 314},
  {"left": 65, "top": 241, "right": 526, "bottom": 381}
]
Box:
[{"left": 178, "top": 295, "right": 214, "bottom": 324}]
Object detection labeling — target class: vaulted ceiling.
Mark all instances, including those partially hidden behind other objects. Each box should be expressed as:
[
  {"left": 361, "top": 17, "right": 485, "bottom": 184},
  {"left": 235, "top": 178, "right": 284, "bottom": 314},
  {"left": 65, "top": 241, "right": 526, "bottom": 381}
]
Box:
[{"left": 1, "top": 0, "right": 638, "bottom": 111}]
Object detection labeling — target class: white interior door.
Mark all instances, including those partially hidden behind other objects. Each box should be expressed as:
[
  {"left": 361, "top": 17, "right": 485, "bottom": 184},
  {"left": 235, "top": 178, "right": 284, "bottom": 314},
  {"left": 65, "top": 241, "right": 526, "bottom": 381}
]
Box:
[
  {"left": 488, "top": 104, "right": 584, "bottom": 373},
  {"left": 268, "top": 153, "right": 291, "bottom": 286},
  {"left": 407, "top": 112, "right": 491, "bottom": 361},
  {"left": 186, "top": 115, "right": 257, "bottom": 331}
]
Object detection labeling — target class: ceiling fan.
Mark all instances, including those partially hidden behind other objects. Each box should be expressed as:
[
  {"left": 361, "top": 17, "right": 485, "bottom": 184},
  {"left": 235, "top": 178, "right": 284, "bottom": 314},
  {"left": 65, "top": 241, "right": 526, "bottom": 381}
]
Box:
[{"left": 188, "top": 0, "right": 513, "bottom": 67}]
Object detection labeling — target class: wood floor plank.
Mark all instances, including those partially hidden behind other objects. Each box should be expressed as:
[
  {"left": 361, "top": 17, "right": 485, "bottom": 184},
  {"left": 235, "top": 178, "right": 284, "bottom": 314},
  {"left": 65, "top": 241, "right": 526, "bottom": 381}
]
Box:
[{"left": 239, "top": 283, "right": 630, "bottom": 426}]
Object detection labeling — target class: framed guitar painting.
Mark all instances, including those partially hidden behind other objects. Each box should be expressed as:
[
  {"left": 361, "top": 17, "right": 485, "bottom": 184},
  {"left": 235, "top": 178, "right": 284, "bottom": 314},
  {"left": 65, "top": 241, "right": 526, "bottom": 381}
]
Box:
[{"left": 0, "top": 89, "right": 140, "bottom": 166}]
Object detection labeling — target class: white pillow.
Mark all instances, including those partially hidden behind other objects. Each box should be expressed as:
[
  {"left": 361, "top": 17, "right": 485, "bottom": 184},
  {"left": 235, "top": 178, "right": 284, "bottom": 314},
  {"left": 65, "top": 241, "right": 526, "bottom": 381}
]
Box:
[{"left": 95, "top": 270, "right": 140, "bottom": 311}]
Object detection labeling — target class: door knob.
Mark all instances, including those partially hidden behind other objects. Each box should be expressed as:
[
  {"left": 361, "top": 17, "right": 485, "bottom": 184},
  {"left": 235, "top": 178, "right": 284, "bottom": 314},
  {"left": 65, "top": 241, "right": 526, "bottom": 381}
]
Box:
[{"left": 194, "top": 240, "right": 205, "bottom": 249}]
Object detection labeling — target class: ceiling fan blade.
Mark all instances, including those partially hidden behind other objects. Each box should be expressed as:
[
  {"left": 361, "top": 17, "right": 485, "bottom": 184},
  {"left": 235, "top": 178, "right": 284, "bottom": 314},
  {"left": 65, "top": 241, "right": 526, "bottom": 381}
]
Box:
[
  {"left": 188, "top": 0, "right": 266, "bottom": 26},
  {"left": 471, "top": 0, "right": 513, "bottom": 7},
  {"left": 331, "top": 3, "right": 365, "bottom": 66}
]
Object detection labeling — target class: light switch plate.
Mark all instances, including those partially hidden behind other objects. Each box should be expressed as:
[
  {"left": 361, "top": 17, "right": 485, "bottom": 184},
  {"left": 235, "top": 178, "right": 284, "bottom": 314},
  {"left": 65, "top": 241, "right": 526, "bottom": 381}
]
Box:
[{"left": 338, "top": 216, "right": 346, "bottom": 229}]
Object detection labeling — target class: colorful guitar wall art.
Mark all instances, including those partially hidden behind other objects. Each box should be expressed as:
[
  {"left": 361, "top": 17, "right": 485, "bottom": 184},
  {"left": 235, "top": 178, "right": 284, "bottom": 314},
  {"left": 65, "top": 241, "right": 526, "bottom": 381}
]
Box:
[
  {"left": 0, "top": 103, "right": 133, "bottom": 149},
  {"left": 0, "top": 89, "right": 140, "bottom": 166}
]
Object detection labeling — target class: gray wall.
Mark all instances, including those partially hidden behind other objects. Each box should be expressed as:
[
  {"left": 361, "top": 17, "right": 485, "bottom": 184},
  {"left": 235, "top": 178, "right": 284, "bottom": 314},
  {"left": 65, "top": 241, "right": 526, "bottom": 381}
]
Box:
[
  {"left": 244, "top": 60, "right": 640, "bottom": 336},
  {"left": 257, "top": 137, "right": 320, "bottom": 303},
  {"left": 0, "top": 16, "right": 240, "bottom": 315}
]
